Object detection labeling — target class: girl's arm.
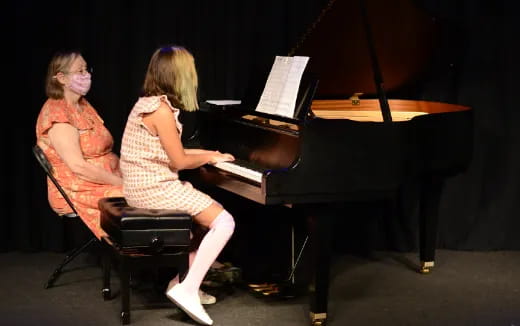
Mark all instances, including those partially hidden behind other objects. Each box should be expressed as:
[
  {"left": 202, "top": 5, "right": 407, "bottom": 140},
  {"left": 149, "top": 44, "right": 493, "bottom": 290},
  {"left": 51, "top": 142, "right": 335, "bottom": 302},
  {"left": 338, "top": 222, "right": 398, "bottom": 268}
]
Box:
[
  {"left": 143, "top": 103, "right": 233, "bottom": 171},
  {"left": 185, "top": 148, "right": 217, "bottom": 155}
]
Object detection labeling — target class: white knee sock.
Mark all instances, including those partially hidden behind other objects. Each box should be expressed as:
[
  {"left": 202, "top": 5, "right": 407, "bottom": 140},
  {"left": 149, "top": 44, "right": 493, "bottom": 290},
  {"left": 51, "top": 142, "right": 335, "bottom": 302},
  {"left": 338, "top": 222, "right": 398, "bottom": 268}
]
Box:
[{"left": 180, "top": 210, "right": 235, "bottom": 295}]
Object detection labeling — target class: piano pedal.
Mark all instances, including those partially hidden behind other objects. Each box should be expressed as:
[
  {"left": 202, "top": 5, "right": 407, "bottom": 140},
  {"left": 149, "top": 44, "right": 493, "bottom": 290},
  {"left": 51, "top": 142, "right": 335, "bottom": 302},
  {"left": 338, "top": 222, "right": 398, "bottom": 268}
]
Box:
[
  {"left": 249, "top": 282, "right": 300, "bottom": 299},
  {"left": 248, "top": 282, "right": 274, "bottom": 288},
  {"left": 261, "top": 286, "right": 280, "bottom": 296},
  {"left": 249, "top": 283, "right": 277, "bottom": 292}
]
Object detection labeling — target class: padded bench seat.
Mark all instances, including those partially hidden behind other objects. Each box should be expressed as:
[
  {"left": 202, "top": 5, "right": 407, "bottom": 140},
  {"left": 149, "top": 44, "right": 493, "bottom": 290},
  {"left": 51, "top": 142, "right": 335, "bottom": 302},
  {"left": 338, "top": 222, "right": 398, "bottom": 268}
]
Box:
[
  {"left": 98, "top": 197, "right": 192, "bottom": 324},
  {"left": 99, "top": 197, "right": 192, "bottom": 252}
]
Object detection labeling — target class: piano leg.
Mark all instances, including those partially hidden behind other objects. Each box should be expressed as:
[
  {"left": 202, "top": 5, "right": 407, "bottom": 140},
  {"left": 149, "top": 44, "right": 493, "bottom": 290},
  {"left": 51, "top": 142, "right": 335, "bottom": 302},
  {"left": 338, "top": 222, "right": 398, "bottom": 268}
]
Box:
[
  {"left": 418, "top": 175, "right": 444, "bottom": 274},
  {"left": 304, "top": 204, "right": 334, "bottom": 326}
]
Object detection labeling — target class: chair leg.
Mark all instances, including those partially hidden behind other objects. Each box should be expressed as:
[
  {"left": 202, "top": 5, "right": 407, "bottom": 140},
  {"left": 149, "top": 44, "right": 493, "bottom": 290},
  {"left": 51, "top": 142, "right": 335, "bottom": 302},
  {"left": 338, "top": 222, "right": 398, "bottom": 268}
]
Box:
[
  {"left": 44, "top": 237, "right": 98, "bottom": 289},
  {"left": 120, "top": 259, "right": 131, "bottom": 324}
]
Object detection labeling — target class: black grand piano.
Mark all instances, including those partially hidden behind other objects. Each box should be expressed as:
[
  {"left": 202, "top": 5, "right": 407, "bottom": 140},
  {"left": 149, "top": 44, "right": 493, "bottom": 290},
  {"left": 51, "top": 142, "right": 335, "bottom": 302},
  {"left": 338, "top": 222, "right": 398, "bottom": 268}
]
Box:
[{"left": 186, "top": 0, "right": 473, "bottom": 325}]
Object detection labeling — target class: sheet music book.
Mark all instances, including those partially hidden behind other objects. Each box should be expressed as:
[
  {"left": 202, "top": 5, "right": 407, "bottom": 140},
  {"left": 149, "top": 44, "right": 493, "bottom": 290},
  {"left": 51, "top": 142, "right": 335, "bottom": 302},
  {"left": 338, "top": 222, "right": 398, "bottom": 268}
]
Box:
[{"left": 255, "top": 56, "right": 309, "bottom": 118}]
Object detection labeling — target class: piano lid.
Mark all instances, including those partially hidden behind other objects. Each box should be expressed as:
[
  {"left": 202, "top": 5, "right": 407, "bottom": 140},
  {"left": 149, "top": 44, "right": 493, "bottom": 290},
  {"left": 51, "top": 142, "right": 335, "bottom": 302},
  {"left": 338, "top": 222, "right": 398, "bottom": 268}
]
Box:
[{"left": 290, "top": 0, "right": 439, "bottom": 99}]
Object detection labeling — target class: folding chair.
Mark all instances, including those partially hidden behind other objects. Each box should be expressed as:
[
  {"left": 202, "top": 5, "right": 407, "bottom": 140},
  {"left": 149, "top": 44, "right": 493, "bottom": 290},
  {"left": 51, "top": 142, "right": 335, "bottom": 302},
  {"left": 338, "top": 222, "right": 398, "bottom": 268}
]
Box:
[{"left": 32, "top": 144, "right": 98, "bottom": 289}]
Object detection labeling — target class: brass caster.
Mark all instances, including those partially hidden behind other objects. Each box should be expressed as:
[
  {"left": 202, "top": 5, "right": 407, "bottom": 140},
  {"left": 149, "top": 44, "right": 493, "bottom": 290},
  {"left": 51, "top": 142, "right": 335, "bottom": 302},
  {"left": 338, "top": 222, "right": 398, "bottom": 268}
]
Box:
[
  {"left": 310, "top": 312, "right": 327, "bottom": 326},
  {"left": 419, "top": 261, "right": 434, "bottom": 274}
]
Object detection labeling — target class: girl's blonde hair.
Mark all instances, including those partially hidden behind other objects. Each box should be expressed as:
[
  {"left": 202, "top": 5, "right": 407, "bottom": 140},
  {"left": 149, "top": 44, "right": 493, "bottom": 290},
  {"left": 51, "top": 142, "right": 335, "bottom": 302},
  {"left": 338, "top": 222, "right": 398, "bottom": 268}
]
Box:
[
  {"left": 45, "top": 51, "right": 82, "bottom": 99},
  {"left": 142, "top": 46, "right": 199, "bottom": 111}
]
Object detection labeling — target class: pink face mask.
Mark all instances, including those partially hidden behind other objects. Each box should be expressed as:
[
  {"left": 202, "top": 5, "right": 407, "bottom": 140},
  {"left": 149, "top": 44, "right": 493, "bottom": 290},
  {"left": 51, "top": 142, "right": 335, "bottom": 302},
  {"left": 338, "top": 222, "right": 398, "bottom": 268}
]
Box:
[{"left": 68, "top": 73, "right": 91, "bottom": 96}]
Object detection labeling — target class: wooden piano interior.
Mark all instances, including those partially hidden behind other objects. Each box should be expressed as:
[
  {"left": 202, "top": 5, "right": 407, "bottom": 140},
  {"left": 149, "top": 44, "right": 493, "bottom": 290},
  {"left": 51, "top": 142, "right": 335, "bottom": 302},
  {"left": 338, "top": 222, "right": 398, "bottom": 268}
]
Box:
[{"left": 312, "top": 99, "right": 470, "bottom": 122}]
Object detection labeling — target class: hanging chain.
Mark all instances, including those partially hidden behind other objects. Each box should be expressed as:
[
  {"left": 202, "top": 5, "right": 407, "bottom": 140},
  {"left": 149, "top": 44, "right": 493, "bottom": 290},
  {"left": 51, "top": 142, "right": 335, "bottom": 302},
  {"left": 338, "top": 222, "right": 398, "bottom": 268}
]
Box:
[{"left": 288, "top": 0, "right": 338, "bottom": 56}]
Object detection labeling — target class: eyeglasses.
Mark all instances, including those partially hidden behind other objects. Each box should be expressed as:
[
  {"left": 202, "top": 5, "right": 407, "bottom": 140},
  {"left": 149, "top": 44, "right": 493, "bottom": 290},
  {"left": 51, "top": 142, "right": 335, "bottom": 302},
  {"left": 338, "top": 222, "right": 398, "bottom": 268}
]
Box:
[{"left": 63, "top": 67, "right": 93, "bottom": 75}]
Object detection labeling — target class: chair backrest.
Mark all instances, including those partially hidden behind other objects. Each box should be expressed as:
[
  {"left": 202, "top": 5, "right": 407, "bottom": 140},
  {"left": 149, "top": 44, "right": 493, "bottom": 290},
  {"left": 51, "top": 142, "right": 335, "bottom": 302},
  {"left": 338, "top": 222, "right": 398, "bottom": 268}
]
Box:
[{"left": 33, "top": 144, "right": 79, "bottom": 216}]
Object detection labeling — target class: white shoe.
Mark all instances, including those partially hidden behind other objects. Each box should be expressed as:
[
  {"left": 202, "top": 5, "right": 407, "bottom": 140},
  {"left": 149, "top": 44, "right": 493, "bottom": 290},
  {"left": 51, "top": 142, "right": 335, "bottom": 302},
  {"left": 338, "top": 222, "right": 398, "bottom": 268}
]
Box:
[
  {"left": 198, "top": 289, "right": 216, "bottom": 305},
  {"left": 166, "top": 284, "right": 213, "bottom": 325},
  {"left": 166, "top": 279, "right": 216, "bottom": 305}
]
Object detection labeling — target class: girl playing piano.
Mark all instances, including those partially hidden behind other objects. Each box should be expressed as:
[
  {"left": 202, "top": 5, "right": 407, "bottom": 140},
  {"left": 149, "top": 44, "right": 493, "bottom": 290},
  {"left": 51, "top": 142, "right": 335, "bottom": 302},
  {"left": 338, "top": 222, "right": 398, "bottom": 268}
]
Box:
[{"left": 119, "top": 45, "right": 235, "bottom": 325}]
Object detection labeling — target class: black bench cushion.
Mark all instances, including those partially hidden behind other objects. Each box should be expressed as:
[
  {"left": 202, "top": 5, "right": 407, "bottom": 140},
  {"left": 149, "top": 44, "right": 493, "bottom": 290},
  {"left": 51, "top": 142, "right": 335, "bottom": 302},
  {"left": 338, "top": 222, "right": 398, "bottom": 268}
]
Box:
[{"left": 99, "top": 197, "right": 192, "bottom": 249}]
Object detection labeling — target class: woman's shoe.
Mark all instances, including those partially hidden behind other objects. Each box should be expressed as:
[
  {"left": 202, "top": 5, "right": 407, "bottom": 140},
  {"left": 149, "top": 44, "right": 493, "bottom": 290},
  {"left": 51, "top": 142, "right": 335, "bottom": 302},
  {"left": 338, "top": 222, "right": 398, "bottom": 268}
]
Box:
[
  {"left": 166, "top": 279, "right": 216, "bottom": 305},
  {"left": 166, "top": 284, "right": 213, "bottom": 325}
]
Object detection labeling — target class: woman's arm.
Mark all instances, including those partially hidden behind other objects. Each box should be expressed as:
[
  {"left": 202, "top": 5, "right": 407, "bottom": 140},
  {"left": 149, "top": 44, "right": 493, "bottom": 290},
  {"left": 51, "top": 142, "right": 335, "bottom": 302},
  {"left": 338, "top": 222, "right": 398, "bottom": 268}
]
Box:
[
  {"left": 48, "top": 123, "right": 123, "bottom": 186},
  {"left": 143, "top": 103, "right": 233, "bottom": 170}
]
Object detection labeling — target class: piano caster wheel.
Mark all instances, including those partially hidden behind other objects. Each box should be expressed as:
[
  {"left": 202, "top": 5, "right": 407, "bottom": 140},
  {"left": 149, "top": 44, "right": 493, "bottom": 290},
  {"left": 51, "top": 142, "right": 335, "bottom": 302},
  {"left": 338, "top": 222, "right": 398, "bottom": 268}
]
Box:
[
  {"left": 419, "top": 261, "right": 434, "bottom": 274},
  {"left": 121, "top": 311, "right": 130, "bottom": 325},
  {"left": 102, "top": 288, "right": 111, "bottom": 300},
  {"left": 310, "top": 312, "right": 327, "bottom": 326}
]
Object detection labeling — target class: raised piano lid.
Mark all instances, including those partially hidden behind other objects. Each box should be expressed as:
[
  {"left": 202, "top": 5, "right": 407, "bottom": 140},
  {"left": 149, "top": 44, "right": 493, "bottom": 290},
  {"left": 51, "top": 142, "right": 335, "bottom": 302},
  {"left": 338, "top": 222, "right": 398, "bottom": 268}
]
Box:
[{"left": 290, "top": 0, "right": 440, "bottom": 100}]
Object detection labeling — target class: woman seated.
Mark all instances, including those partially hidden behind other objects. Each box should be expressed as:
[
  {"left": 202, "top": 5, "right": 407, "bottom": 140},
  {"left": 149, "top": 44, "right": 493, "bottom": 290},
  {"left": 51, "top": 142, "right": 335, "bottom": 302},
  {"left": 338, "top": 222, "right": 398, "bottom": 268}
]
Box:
[{"left": 35, "top": 50, "right": 123, "bottom": 239}]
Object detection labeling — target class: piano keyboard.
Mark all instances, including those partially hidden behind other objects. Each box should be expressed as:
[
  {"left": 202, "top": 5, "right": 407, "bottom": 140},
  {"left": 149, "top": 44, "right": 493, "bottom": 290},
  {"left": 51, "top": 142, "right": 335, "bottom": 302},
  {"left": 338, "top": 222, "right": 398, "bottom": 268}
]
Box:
[{"left": 212, "top": 160, "right": 263, "bottom": 183}]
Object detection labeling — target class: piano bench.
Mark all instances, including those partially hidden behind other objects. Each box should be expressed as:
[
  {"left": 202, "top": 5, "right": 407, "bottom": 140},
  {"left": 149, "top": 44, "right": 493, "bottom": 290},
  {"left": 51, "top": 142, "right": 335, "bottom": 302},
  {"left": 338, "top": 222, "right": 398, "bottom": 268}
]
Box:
[{"left": 98, "top": 197, "right": 192, "bottom": 324}]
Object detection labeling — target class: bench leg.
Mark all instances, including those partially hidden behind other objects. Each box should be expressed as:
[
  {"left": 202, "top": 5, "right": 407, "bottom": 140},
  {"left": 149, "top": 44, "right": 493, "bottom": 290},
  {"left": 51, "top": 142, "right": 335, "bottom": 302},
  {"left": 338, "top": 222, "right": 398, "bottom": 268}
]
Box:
[
  {"left": 102, "top": 247, "right": 111, "bottom": 300},
  {"left": 178, "top": 252, "right": 190, "bottom": 282},
  {"left": 120, "top": 259, "right": 131, "bottom": 324}
]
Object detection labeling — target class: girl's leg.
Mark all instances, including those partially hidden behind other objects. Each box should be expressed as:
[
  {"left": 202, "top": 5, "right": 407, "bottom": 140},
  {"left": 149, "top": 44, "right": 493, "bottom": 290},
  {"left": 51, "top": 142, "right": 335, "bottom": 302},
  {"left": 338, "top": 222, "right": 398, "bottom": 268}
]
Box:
[
  {"left": 166, "top": 203, "right": 235, "bottom": 325},
  {"left": 166, "top": 250, "right": 216, "bottom": 305}
]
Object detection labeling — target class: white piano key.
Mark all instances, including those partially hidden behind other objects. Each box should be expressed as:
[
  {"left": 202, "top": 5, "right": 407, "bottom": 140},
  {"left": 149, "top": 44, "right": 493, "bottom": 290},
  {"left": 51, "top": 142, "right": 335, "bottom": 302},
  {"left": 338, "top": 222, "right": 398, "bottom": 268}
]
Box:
[{"left": 213, "top": 161, "right": 263, "bottom": 183}]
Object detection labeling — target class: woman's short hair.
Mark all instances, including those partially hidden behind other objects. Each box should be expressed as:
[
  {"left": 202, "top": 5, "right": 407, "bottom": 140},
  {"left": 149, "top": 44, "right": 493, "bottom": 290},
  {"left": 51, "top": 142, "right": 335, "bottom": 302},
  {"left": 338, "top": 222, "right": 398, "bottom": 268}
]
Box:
[
  {"left": 142, "top": 46, "right": 199, "bottom": 111},
  {"left": 45, "top": 51, "right": 82, "bottom": 99}
]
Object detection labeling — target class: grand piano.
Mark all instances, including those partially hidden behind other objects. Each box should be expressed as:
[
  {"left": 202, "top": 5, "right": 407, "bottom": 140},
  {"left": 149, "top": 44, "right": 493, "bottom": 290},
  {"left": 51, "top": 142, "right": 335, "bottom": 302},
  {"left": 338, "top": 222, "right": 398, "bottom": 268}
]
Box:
[{"left": 185, "top": 0, "right": 473, "bottom": 325}]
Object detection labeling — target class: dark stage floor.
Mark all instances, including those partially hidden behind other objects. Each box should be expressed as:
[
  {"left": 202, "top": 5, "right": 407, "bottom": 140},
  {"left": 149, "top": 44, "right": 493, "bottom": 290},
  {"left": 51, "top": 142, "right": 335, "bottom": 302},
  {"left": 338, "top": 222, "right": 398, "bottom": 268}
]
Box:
[{"left": 1, "top": 249, "right": 519, "bottom": 326}]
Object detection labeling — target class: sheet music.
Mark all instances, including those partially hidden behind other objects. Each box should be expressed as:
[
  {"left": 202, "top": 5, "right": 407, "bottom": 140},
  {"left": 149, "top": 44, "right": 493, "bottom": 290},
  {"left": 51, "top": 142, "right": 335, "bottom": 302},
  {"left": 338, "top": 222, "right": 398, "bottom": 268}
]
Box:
[{"left": 256, "top": 56, "right": 309, "bottom": 118}]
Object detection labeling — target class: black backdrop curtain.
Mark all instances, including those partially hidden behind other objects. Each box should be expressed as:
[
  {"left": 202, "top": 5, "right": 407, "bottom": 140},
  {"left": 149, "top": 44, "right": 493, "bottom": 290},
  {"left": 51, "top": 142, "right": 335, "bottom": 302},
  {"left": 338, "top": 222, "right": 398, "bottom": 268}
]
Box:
[{"left": 6, "top": 0, "right": 519, "bottom": 253}]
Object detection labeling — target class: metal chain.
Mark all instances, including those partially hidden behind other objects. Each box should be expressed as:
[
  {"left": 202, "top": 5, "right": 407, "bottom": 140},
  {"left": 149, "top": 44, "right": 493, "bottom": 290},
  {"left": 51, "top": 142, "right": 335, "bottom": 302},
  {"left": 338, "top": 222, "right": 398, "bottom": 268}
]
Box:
[{"left": 288, "top": 0, "right": 338, "bottom": 56}]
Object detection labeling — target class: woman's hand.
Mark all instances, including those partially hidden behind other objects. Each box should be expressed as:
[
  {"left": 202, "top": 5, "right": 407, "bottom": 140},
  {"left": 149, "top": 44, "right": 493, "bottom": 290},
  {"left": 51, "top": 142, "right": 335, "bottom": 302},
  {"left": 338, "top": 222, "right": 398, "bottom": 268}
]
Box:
[{"left": 49, "top": 122, "right": 124, "bottom": 186}]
